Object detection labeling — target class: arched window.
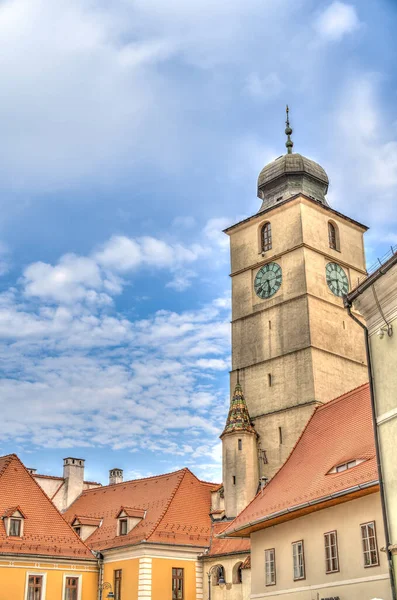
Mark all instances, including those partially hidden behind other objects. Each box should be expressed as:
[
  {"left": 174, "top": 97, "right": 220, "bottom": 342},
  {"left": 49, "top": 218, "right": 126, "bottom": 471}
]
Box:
[
  {"left": 233, "top": 562, "right": 243, "bottom": 584},
  {"left": 261, "top": 222, "right": 272, "bottom": 252},
  {"left": 328, "top": 221, "right": 340, "bottom": 251},
  {"left": 211, "top": 565, "right": 225, "bottom": 586}
]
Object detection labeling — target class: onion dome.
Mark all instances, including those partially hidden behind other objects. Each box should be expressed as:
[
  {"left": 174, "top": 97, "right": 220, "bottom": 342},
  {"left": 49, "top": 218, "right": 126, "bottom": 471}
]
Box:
[
  {"left": 221, "top": 379, "right": 256, "bottom": 437},
  {"left": 257, "top": 106, "right": 329, "bottom": 212}
]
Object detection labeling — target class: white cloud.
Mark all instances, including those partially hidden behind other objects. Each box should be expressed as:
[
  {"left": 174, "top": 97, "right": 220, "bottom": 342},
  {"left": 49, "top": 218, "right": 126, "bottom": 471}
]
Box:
[
  {"left": 244, "top": 72, "right": 283, "bottom": 100},
  {"left": 195, "top": 358, "right": 229, "bottom": 371},
  {"left": 315, "top": 2, "right": 360, "bottom": 41}
]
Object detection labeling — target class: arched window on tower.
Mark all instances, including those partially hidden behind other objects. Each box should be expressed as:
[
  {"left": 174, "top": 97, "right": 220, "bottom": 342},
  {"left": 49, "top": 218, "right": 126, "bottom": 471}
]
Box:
[
  {"left": 233, "top": 562, "right": 243, "bottom": 584},
  {"left": 328, "top": 221, "right": 340, "bottom": 251},
  {"left": 211, "top": 565, "right": 226, "bottom": 586},
  {"left": 261, "top": 222, "right": 272, "bottom": 252}
]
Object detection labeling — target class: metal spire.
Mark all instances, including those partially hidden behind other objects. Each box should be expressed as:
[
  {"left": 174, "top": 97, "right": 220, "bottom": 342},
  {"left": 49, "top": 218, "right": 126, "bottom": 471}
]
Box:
[{"left": 285, "top": 105, "right": 294, "bottom": 154}]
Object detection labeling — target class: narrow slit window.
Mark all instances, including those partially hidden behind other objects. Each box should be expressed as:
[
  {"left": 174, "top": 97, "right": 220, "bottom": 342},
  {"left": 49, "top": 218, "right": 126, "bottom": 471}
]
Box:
[
  {"left": 268, "top": 373, "right": 272, "bottom": 387},
  {"left": 278, "top": 427, "right": 283, "bottom": 445},
  {"left": 261, "top": 223, "right": 272, "bottom": 252},
  {"left": 238, "top": 439, "right": 242, "bottom": 451},
  {"left": 232, "top": 476, "right": 236, "bottom": 485}
]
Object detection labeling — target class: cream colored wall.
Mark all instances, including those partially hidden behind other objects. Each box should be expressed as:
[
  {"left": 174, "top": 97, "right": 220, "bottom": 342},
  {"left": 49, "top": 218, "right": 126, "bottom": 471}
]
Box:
[
  {"left": 250, "top": 492, "right": 391, "bottom": 600},
  {"left": 222, "top": 431, "right": 259, "bottom": 517},
  {"left": 202, "top": 555, "right": 250, "bottom": 600},
  {"left": 34, "top": 476, "right": 63, "bottom": 499}
]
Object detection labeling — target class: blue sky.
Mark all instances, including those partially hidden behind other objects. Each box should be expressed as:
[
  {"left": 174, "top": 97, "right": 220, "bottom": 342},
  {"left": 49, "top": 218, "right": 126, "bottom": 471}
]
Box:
[{"left": 0, "top": 0, "right": 396, "bottom": 485}]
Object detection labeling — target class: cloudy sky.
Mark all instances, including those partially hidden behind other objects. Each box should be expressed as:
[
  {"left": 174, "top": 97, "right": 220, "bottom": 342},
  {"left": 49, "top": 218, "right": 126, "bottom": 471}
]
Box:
[{"left": 0, "top": 0, "right": 396, "bottom": 484}]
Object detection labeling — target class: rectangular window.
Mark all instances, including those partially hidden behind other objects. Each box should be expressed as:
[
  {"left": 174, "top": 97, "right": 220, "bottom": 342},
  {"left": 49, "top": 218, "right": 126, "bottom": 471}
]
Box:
[
  {"left": 361, "top": 522, "right": 379, "bottom": 567},
  {"left": 265, "top": 548, "right": 276, "bottom": 586},
  {"left": 172, "top": 567, "right": 184, "bottom": 600},
  {"left": 238, "top": 439, "right": 242, "bottom": 451},
  {"left": 292, "top": 541, "right": 305, "bottom": 580},
  {"left": 28, "top": 575, "right": 43, "bottom": 600},
  {"left": 65, "top": 577, "right": 78, "bottom": 600},
  {"left": 324, "top": 531, "right": 339, "bottom": 573},
  {"left": 119, "top": 519, "right": 128, "bottom": 535},
  {"left": 9, "top": 518, "right": 21, "bottom": 536},
  {"left": 114, "top": 569, "right": 122, "bottom": 600}
]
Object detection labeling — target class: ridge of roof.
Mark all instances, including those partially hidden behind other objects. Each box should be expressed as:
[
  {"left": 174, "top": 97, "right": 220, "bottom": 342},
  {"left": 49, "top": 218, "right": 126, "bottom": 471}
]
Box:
[
  {"left": 78, "top": 467, "right": 191, "bottom": 495},
  {"left": 221, "top": 383, "right": 376, "bottom": 538},
  {"left": 0, "top": 454, "right": 16, "bottom": 480},
  {"left": 316, "top": 382, "right": 369, "bottom": 411},
  {"left": 145, "top": 469, "right": 187, "bottom": 541}
]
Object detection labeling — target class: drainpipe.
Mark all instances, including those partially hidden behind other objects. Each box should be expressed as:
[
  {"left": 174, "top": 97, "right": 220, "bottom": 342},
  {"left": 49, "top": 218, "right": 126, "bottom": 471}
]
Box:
[
  {"left": 95, "top": 551, "right": 104, "bottom": 600},
  {"left": 345, "top": 303, "right": 396, "bottom": 600}
]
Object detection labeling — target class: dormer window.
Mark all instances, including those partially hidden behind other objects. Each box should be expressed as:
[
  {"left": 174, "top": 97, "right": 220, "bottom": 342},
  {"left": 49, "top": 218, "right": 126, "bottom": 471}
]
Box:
[
  {"left": 328, "top": 458, "right": 365, "bottom": 474},
  {"left": 116, "top": 507, "right": 146, "bottom": 537},
  {"left": 10, "top": 518, "right": 22, "bottom": 536},
  {"left": 119, "top": 518, "right": 128, "bottom": 536},
  {"left": 2, "top": 507, "right": 25, "bottom": 537},
  {"left": 71, "top": 515, "right": 102, "bottom": 541}
]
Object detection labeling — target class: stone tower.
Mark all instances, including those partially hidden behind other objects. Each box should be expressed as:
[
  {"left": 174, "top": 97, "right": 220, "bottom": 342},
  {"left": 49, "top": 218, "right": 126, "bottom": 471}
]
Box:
[
  {"left": 223, "top": 109, "right": 369, "bottom": 486},
  {"left": 221, "top": 378, "right": 259, "bottom": 518}
]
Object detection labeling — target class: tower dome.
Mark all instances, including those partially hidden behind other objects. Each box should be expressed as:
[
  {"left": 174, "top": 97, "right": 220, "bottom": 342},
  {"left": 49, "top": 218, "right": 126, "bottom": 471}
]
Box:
[{"left": 257, "top": 107, "right": 329, "bottom": 212}]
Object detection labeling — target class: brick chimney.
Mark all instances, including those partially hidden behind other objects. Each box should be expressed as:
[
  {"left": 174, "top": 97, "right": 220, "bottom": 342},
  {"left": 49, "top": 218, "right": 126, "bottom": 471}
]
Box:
[
  {"left": 63, "top": 457, "right": 85, "bottom": 510},
  {"left": 109, "top": 468, "right": 123, "bottom": 485}
]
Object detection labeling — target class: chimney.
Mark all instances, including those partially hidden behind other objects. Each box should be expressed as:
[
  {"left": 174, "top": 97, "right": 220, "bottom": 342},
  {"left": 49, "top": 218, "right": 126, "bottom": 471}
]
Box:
[
  {"left": 63, "top": 457, "right": 85, "bottom": 510},
  {"left": 109, "top": 468, "right": 123, "bottom": 485}
]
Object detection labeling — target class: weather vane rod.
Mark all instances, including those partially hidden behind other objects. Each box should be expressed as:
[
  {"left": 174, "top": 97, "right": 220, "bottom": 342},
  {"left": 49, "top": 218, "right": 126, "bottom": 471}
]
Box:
[{"left": 285, "top": 105, "right": 294, "bottom": 154}]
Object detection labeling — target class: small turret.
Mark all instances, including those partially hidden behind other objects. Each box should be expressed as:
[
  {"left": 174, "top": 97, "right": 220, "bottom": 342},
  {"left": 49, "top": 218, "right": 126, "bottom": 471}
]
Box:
[{"left": 221, "top": 376, "right": 259, "bottom": 517}]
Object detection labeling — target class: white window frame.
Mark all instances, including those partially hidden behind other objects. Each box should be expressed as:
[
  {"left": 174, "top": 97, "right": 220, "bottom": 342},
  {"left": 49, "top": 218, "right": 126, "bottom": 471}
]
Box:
[
  {"left": 24, "top": 572, "right": 47, "bottom": 600},
  {"left": 361, "top": 521, "right": 379, "bottom": 568},
  {"left": 265, "top": 548, "right": 276, "bottom": 586},
  {"left": 292, "top": 540, "right": 305, "bottom": 581},
  {"left": 324, "top": 531, "right": 339, "bottom": 573},
  {"left": 62, "top": 573, "right": 82, "bottom": 600}
]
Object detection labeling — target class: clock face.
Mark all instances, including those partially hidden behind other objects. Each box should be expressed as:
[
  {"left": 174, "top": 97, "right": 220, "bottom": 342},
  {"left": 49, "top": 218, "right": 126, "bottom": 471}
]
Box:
[
  {"left": 254, "top": 262, "right": 282, "bottom": 299},
  {"left": 326, "top": 262, "right": 349, "bottom": 297}
]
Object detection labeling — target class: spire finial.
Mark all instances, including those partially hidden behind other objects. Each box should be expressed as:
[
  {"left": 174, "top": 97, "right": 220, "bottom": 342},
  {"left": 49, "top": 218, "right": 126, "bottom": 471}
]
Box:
[{"left": 285, "top": 105, "right": 293, "bottom": 154}]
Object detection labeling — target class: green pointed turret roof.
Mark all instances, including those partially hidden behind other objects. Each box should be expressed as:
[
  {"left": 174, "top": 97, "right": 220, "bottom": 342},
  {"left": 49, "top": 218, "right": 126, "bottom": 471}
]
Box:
[{"left": 221, "top": 381, "right": 256, "bottom": 437}]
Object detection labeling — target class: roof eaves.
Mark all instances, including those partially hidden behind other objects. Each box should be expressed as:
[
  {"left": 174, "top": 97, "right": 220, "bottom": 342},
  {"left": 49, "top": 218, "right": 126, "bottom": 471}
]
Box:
[{"left": 220, "top": 480, "right": 379, "bottom": 537}]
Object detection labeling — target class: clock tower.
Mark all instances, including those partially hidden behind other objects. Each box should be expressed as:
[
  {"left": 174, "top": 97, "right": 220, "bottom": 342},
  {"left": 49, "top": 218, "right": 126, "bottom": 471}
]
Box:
[{"left": 222, "top": 109, "right": 369, "bottom": 504}]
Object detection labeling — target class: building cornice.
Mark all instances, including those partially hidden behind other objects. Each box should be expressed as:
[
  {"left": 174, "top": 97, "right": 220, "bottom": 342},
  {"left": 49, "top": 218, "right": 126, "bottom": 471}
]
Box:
[{"left": 224, "top": 194, "right": 368, "bottom": 235}]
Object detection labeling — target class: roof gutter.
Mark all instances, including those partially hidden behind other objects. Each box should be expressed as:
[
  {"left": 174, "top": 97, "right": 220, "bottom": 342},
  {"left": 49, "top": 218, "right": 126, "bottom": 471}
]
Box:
[
  {"left": 219, "top": 480, "right": 378, "bottom": 538},
  {"left": 344, "top": 298, "right": 396, "bottom": 600}
]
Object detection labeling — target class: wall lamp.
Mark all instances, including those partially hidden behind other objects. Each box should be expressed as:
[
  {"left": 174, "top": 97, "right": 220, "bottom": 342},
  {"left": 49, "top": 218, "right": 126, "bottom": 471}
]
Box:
[{"left": 100, "top": 582, "right": 114, "bottom": 599}]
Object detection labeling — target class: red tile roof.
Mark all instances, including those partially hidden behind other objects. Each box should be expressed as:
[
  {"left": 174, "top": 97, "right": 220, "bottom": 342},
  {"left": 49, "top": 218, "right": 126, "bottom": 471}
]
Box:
[
  {"left": 222, "top": 384, "right": 378, "bottom": 537},
  {"left": 64, "top": 468, "right": 214, "bottom": 551},
  {"left": 0, "top": 455, "right": 94, "bottom": 559},
  {"left": 206, "top": 521, "right": 250, "bottom": 557}
]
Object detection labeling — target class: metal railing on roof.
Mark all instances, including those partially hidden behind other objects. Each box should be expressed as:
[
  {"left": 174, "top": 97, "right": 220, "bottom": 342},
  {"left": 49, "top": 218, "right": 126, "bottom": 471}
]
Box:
[{"left": 355, "top": 244, "right": 397, "bottom": 287}]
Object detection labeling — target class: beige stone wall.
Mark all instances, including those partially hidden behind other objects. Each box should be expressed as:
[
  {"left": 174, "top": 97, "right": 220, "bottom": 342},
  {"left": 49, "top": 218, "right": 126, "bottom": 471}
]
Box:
[
  {"left": 227, "top": 195, "right": 368, "bottom": 480},
  {"left": 250, "top": 492, "right": 391, "bottom": 600},
  {"left": 202, "top": 555, "right": 250, "bottom": 600},
  {"left": 223, "top": 431, "right": 259, "bottom": 517}
]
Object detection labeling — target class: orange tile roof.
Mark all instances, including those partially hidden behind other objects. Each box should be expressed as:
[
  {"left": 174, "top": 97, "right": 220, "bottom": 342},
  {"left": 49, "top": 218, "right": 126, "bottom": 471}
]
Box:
[
  {"left": 0, "top": 455, "right": 94, "bottom": 559},
  {"left": 117, "top": 507, "right": 146, "bottom": 519},
  {"left": 64, "top": 468, "right": 214, "bottom": 551},
  {"left": 222, "top": 384, "right": 378, "bottom": 537},
  {"left": 73, "top": 516, "right": 102, "bottom": 527},
  {"left": 205, "top": 521, "right": 250, "bottom": 557}
]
